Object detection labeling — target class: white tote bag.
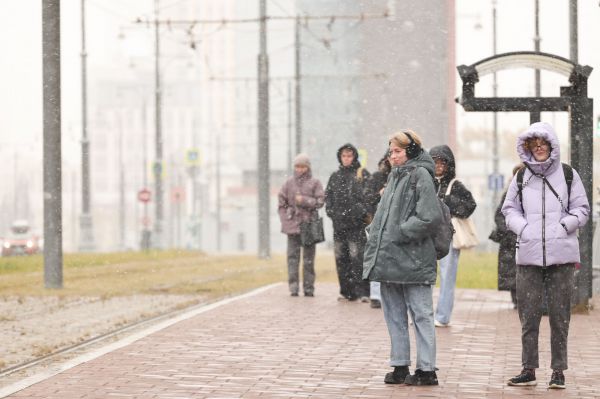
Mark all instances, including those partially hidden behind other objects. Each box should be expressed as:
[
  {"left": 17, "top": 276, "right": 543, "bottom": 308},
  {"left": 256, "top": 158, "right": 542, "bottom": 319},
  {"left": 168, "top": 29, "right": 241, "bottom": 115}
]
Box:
[{"left": 445, "top": 179, "right": 479, "bottom": 250}]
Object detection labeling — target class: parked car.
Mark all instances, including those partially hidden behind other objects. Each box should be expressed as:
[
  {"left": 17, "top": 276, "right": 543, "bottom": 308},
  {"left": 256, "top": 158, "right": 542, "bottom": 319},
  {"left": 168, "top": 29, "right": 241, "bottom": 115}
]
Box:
[{"left": 1, "top": 220, "right": 42, "bottom": 256}]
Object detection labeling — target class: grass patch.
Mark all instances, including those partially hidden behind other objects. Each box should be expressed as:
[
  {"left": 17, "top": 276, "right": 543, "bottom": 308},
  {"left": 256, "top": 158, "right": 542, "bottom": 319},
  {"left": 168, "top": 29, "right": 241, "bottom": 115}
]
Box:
[
  {"left": 0, "top": 250, "right": 203, "bottom": 274},
  {"left": 0, "top": 251, "right": 338, "bottom": 298},
  {"left": 454, "top": 250, "right": 498, "bottom": 289},
  {"left": 0, "top": 249, "right": 499, "bottom": 298}
]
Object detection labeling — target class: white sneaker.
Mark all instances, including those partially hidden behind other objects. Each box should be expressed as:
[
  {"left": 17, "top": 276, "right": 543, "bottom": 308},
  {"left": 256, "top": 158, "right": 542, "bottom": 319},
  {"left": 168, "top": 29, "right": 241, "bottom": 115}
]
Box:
[{"left": 434, "top": 319, "right": 449, "bottom": 327}]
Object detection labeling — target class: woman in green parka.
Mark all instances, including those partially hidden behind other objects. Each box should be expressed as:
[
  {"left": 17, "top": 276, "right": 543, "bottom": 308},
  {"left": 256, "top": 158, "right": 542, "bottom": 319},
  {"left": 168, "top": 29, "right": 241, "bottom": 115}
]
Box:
[{"left": 363, "top": 130, "right": 442, "bottom": 386}]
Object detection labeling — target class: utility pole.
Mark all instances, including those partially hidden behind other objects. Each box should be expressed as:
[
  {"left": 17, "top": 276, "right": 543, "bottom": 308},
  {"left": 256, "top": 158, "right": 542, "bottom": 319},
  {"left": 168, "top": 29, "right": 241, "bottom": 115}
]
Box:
[
  {"left": 257, "top": 0, "right": 270, "bottom": 259},
  {"left": 153, "top": 0, "right": 164, "bottom": 249},
  {"left": 72, "top": 171, "right": 77, "bottom": 249},
  {"left": 141, "top": 98, "right": 151, "bottom": 250},
  {"left": 492, "top": 1, "right": 500, "bottom": 208},
  {"left": 568, "top": 0, "right": 589, "bottom": 310},
  {"left": 119, "top": 111, "right": 126, "bottom": 250},
  {"left": 287, "top": 80, "right": 293, "bottom": 176},
  {"left": 189, "top": 118, "right": 200, "bottom": 251},
  {"left": 569, "top": 0, "right": 578, "bottom": 63},
  {"left": 216, "top": 132, "right": 222, "bottom": 252},
  {"left": 79, "top": 0, "right": 95, "bottom": 251},
  {"left": 13, "top": 150, "right": 18, "bottom": 217},
  {"left": 42, "top": 0, "right": 63, "bottom": 289},
  {"left": 294, "top": 15, "right": 302, "bottom": 155},
  {"left": 175, "top": 173, "right": 182, "bottom": 248},
  {"left": 530, "top": 0, "right": 542, "bottom": 124}
]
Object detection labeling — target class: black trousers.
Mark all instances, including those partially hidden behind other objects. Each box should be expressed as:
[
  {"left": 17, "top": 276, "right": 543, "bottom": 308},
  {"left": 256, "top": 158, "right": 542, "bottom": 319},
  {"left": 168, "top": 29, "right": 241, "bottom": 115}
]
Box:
[
  {"left": 516, "top": 264, "right": 574, "bottom": 370},
  {"left": 286, "top": 234, "right": 316, "bottom": 295},
  {"left": 333, "top": 227, "right": 369, "bottom": 299}
]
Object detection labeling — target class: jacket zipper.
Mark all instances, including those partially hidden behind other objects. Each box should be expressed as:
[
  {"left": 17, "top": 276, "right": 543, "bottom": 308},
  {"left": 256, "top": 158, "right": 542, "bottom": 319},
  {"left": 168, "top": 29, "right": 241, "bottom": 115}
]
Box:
[{"left": 542, "top": 179, "right": 547, "bottom": 267}]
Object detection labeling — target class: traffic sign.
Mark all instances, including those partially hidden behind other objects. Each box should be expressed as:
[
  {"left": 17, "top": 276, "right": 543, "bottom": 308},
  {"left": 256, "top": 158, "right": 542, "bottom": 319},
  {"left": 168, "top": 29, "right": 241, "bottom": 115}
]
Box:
[
  {"left": 152, "top": 161, "right": 164, "bottom": 178},
  {"left": 138, "top": 188, "right": 151, "bottom": 203},
  {"left": 488, "top": 173, "right": 504, "bottom": 192},
  {"left": 186, "top": 148, "right": 201, "bottom": 166},
  {"left": 171, "top": 187, "right": 185, "bottom": 203}
]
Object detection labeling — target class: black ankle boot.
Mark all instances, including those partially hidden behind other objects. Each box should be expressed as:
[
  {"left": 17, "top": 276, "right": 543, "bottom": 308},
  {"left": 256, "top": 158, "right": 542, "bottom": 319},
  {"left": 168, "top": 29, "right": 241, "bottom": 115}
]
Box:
[
  {"left": 384, "top": 366, "right": 409, "bottom": 384},
  {"left": 404, "top": 369, "right": 439, "bottom": 386}
]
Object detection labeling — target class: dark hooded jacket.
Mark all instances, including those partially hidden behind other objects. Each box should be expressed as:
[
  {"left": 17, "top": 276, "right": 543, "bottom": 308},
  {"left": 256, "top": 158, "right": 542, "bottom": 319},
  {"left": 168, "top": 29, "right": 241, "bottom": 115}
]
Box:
[
  {"left": 325, "top": 143, "right": 371, "bottom": 231},
  {"left": 492, "top": 190, "right": 517, "bottom": 290},
  {"left": 429, "top": 145, "right": 476, "bottom": 219},
  {"left": 364, "top": 153, "right": 392, "bottom": 216},
  {"left": 362, "top": 150, "right": 442, "bottom": 284}
]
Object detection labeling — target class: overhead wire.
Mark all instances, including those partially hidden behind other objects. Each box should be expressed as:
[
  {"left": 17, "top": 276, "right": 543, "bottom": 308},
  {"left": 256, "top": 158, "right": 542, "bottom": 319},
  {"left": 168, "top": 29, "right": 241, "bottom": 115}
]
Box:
[{"left": 87, "top": 0, "right": 137, "bottom": 21}]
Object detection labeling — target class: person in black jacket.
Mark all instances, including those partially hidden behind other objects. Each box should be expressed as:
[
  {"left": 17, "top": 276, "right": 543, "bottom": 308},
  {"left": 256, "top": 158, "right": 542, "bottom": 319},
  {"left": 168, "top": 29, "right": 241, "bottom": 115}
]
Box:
[
  {"left": 326, "top": 143, "right": 371, "bottom": 302},
  {"left": 489, "top": 164, "right": 522, "bottom": 308},
  {"left": 429, "top": 145, "right": 477, "bottom": 327},
  {"left": 363, "top": 152, "right": 392, "bottom": 308}
]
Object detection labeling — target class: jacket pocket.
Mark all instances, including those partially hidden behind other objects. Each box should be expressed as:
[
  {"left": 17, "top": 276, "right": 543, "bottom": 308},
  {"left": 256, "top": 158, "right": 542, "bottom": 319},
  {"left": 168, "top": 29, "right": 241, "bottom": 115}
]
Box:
[{"left": 548, "top": 222, "right": 568, "bottom": 239}]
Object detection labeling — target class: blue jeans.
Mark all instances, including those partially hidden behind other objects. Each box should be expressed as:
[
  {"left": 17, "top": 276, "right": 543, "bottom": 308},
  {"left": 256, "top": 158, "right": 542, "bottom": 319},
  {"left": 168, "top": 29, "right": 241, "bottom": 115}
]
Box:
[
  {"left": 435, "top": 246, "right": 461, "bottom": 324},
  {"left": 370, "top": 281, "right": 381, "bottom": 301},
  {"left": 380, "top": 283, "right": 436, "bottom": 371}
]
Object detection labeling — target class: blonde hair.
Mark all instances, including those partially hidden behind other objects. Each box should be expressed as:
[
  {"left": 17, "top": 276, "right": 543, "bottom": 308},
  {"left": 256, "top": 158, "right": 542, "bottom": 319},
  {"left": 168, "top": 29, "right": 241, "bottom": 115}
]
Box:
[{"left": 389, "top": 129, "right": 423, "bottom": 149}]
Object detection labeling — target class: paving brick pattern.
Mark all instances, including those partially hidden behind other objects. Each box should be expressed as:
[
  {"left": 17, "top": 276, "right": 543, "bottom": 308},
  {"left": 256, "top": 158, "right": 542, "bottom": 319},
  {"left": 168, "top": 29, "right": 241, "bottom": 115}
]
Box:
[{"left": 5, "top": 283, "right": 600, "bottom": 398}]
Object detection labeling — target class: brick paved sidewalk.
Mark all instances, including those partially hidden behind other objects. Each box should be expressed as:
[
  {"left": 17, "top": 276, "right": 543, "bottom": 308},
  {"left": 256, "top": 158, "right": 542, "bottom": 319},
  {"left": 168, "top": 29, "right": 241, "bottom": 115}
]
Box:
[{"left": 2, "top": 283, "right": 599, "bottom": 398}]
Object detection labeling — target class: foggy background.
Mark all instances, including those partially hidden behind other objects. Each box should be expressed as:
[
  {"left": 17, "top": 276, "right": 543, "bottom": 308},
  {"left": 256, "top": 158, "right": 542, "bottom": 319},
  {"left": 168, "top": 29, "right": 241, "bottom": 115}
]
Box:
[{"left": 0, "top": 0, "right": 598, "bottom": 254}]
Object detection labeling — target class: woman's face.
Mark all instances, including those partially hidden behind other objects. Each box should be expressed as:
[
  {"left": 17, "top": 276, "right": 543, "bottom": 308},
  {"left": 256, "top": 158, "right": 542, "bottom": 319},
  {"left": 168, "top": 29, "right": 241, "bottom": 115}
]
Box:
[
  {"left": 434, "top": 158, "right": 447, "bottom": 177},
  {"left": 527, "top": 138, "right": 551, "bottom": 162},
  {"left": 294, "top": 165, "right": 308, "bottom": 175},
  {"left": 340, "top": 149, "right": 354, "bottom": 167},
  {"left": 389, "top": 143, "right": 407, "bottom": 166}
]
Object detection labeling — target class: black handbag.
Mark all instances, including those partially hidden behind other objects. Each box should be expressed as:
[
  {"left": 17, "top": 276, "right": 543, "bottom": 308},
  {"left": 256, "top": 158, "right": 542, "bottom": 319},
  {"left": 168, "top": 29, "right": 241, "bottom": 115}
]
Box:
[
  {"left": 488, "top": 228, "right": 501, "bottom": 243},
  {"left": 300, "top": 216, "right": 325, "bottom": 246}
]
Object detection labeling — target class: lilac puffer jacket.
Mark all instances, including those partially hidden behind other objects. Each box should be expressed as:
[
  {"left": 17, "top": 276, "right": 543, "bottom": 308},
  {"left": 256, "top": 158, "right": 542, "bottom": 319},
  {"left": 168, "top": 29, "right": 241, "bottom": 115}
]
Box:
[{"left": 501, "top": 122, "right": 590, "bottom": 266}]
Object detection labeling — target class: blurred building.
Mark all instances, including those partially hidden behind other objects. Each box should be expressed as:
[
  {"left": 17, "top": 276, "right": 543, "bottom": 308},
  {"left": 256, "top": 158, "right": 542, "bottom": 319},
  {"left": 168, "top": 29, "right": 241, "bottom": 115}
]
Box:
[{"left": 299, "top": 0, "right": 455, "bottom": 179}]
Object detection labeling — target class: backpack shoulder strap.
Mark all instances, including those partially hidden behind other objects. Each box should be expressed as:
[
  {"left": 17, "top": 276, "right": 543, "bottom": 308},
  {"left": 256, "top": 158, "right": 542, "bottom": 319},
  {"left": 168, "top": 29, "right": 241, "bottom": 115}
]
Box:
[
  {"left": 407, "top": 166, "right": 419, "bottom": 190},
  {"left": 516, "top": 167, "right": 525, "bottom": 213},
  {"left": 562, "top": 163, "right": 573, "bottom": 209}
]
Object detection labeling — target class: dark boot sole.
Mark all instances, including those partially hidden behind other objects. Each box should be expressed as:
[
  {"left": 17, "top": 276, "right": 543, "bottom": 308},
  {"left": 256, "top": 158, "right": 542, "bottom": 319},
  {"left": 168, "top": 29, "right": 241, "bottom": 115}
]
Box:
[
  {"left": 405, "top": 381, "right": 439, "bottom": 386},
  {"left": 507, "top": 380, "right": 537, "bottom": 386}
]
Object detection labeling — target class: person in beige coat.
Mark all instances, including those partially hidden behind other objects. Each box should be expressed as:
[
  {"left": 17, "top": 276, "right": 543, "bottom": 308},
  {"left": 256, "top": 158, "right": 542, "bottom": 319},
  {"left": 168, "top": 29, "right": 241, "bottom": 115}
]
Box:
[{"left": 278, "top": 154, "right": 325, "bottom": 297}]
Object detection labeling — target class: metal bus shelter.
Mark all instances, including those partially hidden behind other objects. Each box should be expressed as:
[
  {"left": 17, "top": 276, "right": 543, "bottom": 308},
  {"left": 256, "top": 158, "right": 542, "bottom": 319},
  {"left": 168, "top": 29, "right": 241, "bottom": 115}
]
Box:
[{"left": 456, "top": 51, "right": 594, "bottom": 308}]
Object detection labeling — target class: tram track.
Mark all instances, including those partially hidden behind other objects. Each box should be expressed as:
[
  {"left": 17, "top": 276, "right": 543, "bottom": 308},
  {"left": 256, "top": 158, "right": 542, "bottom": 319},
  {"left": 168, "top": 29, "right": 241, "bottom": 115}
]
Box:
[
  {"left": 0, "top": 262, "right": 284, "bottom": 382},
  {"left": 0, "top": 279, "right": 235, "bottom": 379},
  {"left": 0, "top": 299, "right": 201, "bottom": 378}
]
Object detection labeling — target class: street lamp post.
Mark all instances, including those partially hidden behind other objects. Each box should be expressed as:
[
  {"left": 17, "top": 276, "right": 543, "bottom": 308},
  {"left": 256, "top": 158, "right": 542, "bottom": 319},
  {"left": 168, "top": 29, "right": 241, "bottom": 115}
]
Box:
[
  {"left": 79, "top": 0, "right": 95, "bottom": 251},
  {"left": 42, "top": 0, "right": 63, "bottom": 288},
  {"left": 257, "top": 0, "right": 270, "bottom": 259},
  {"left": 492, "top": 1, "right": 500, "bottom": 209},
  {"left": 153, "top": 0, "right": 164, "bottom": 249}
]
